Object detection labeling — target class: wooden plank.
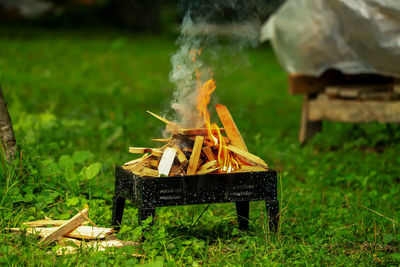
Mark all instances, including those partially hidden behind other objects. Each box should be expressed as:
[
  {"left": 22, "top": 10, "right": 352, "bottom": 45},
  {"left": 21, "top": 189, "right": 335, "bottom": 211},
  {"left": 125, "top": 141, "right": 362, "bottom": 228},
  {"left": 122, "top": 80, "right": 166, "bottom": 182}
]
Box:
[
  {"left": 187, "top": 136, "right": 204, "bottom": 175},
  {"left": 65, "top": 226, "right": 113, "bottom": 239},
  {"left": 123, "top": 155, "right": 147, "bottom": 167},
  {"left": 137, "top": 167, "right": 159, "bottom": 177},
  {"left": 123, "top": 154, "right": 151, "bottom": 172},
  {"left": 157, "top": 147, "right": 177, "bottom": 176},
  {"left": 359, "top": 91, "right": 399, "bottom": 101},
  {"left": 150, "top": 149, "right": 163, "bottom": 157},
  {"left": 129, "top": 147, "right": 146, "bottom": 154},
  {"left": 325, "top": 87, "right": 340, "bottom": 97},
  {"left": 146, "top": 110, "right": 178, "bottom": 127},
  {"left": 177, "top": 128, "right": 225, "bottom": 136},
  {"left": 196, "top": 167, "right": 220, "bottom": 175},
  {"left": 225, "top": 145, "right": 268, "bottom": 168},
  {"left": 166, "top": 124, "right": 179, "bottom": 133},
  {"left": 151, "top": 138, "right": 171, "bottom": 142},
  {"left": 38, "top": 208, "right": 89, "bottom": 246},
  {"left": 308, "top": 96, "right": 400, "bottom": 123},
  {"left": 87, "top": 239, "right": 139, "bottom": 249},
  {"left": 150, "top": 158, "right": 160, "bottom": 168},
  {"left": 338, "top": 88, "right": 360, "bottom": 98},
  {"left": 215, "top": 104, "right": 247, "bottom": 151},
  {"left": 169, "top": 164, "right": 183, "bottom": 176},
  {"left": 54, "top": 239, "right": 141, "bottom": 256},
  {"left": 198, "top": 160, "right": 217, "bottom": 171},
  {"left": 25, "top": 226, "right": 113, "bottom": 240},
  {"left": 185, "top": 135, "right": 222, "bottom": 147},
  {"left": 123, "top": 158, "right": 142, "bottom": 167},
  {"left": 326, "top": 85, "right": 360, "bottom": 98},
  {"left": 129, "top": 147, "right": 163, "bottom": 157},
  {"left": 234, "top": 165, "right": 268, "bottom": 173},
  {"left": 23, "top": 220, "right": 88, "bottom": 228},
  {"left": 202, "top": 146, "right": 215, "bottom": 161},
  {"left": 173, "top": 145, "right": 188, "bottom": 163},
  {"left": 58, "top": 237, "right": 82, "bottom": 246},
  {"left": 326, "top": 84, "right": 394, "bottom": 99}
]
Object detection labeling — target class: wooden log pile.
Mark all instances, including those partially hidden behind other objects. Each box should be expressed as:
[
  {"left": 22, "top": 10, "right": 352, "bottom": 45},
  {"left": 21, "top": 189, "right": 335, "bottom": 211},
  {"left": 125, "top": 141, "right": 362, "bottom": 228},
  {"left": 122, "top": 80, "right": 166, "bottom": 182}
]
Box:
[
  {"left": 123, "top": 104, "right": 269, "bottom": 177},
  {"left": 10, "top": 206, "right": 141, "bottom": 256}
]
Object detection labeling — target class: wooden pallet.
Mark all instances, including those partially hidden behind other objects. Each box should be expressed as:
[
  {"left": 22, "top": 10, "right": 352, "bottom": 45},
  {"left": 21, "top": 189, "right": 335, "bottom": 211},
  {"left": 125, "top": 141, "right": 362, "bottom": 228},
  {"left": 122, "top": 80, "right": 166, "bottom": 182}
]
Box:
[{"left": 289, "top": 70, "right": 400, "bottom": 143}]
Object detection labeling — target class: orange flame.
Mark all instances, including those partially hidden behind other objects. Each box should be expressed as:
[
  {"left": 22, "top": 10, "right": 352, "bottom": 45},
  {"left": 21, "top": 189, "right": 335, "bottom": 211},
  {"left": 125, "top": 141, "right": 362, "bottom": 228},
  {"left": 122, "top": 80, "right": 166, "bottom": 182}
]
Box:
[
  {"left": 191, "top": 48, "right": 238, "bottom": 172},
  {"left": 195, "top": 78, "right": 238, "bottom": 173}
]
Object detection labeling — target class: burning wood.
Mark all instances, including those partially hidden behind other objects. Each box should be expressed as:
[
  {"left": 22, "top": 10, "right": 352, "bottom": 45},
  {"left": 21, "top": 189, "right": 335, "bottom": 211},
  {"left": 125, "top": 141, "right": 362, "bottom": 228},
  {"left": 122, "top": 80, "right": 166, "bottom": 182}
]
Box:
[
  {"left": 123, "top": 98, "right": 269, "bottom": 177},
  {"left": 187, "top": 135, "right": 204, "bottom": 175},
  {"left": 158, "top": 147, "right": 177, "bottom": 176}
]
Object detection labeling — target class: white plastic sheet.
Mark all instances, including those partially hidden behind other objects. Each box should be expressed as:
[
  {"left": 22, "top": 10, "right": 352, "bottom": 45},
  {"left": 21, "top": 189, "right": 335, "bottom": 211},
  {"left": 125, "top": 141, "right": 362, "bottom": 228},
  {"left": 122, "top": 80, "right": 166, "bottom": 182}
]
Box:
[{"left": 261, "top": 0, "right": 400, "bottom": 78}]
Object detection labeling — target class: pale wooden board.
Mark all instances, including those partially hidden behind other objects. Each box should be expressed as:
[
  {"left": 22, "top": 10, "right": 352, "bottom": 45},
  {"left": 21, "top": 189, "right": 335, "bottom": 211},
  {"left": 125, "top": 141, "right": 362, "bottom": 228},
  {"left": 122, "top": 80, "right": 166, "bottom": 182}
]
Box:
[
  {"left": 187, "top": 136, "right": 204, "bottom": 175},
  {"left": 151, "top": 138, "right": 171, "bottom": 142},
  {"left": 225, "top": 145, "right": 268, "bottom": 168},
  {"left": 202, "top": 146, "right": 215, "bottom": 161},
  {"left": 185, "top": 135, "right": 216, "bottom": 147},
  {"left": 23, "top": 220, "right": 88, "bottom": 228},
  {"left": 233, "top": 165, "right": 268, "bottom": 173},
  {"left": 57, "top": 237, "right": 82, "bottom": 246},
  {"left": 215, "top": 104, "right": 247, "bottom": 151},
  {"left": 129, "top": 147, "right": 163, "bottom": 157},
  {"left": 124, "top": 154, "right": 152, "bottom": 173},
  {"left": 140, "top": 167, "right": 159, "bottom": 177},
  {"left": 359, "top": 91, "right": 399, "bottom": 101},
  {"left": 308, "top": 96, "right": 400, "bottom": 123},
  {"left": 325, "top": 84, "right": 394, "bottom": 99},
  {"left": 130, "top": 166, "right": 159, "bottom": 177},
  {"left": 28, "top": 226, "right": 113, "bottom": 240},
  {"left": 54, "top": 239, "right": 141, "bottom": 256},
  {"left": 123, "top": 158, "right": 144, "bottom": 167},
  {"left": 39, "top": 208, "right": 89, "bottom": 246},
  {"left": 146, "top": 110, "right": 178, "bottom": 127},
  {"left": 158, "top": 147, "right": 177, "bottom": 176},
  {"left": 198, "top": 160, "right": 217, "bottom": 171},
  {"left": 173, "top": 145, "right": 188, "bottom": 163},
  {"left": 128, "top": 147, "right": 147, "bottom": 154},
  {"left": 150, "top": 158, "right": 160, "bottom": 168},
  {"left": 150, "top": 149, "right": 163, "bottom": 157},
  {"left": 196, "top": 167, "right": 220, "bottom": 175},
  {"left": 177, "top": 128, "right": 225, "bottom": 136}
]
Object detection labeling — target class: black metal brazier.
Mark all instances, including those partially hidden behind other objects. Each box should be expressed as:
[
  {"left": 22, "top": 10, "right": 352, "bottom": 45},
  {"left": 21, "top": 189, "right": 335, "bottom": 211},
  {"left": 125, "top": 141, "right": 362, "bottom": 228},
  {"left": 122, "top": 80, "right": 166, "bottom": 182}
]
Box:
[{"left": 112, "top": 166, "right": 279, "bottom": 231}]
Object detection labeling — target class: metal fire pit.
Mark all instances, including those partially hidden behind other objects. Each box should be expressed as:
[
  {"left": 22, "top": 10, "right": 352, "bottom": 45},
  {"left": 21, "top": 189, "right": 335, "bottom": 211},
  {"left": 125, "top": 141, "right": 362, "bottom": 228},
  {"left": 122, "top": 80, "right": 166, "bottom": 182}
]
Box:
[{"left": 112, "top": 166, "right": 279, "bottom": 231}]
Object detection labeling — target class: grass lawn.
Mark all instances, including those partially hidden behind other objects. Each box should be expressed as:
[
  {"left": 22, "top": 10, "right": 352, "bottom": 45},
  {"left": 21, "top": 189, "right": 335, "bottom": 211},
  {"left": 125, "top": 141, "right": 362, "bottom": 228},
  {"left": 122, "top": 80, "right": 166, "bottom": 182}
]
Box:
[{"left": 0, "top": 25, "right": 399, "bottom": 266}]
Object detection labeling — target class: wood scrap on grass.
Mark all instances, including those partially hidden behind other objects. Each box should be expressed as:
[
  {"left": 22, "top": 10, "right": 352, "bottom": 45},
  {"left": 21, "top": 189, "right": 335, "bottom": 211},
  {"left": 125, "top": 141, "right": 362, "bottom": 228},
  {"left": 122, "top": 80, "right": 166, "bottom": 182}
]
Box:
[{"left": 9, "top": 205, "right": 141, "bottom": 256}]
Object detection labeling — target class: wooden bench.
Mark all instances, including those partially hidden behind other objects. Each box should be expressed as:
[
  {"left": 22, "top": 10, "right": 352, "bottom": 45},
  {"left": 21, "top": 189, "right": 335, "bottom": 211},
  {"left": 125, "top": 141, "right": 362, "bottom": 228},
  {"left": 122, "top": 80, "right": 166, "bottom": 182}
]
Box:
[{"left": 289, "top": 70, "right": 400, "bottom": 143}]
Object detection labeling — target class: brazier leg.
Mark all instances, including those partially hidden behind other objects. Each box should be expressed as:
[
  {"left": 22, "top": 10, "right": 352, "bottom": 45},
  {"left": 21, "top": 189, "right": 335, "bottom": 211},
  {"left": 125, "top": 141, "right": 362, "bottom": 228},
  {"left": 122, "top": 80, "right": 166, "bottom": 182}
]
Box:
[
  {"left": 235, "top": 201, "right": 250, "bottom": 230},
  {"left": 112, "top": 195, "right": 126, "bottom": 229},
  {"left": 265, "top": 199, "right": 279, "bottom": 232},
  {"left": 138, "top": 207, "right": 156, "bottom": 226}
]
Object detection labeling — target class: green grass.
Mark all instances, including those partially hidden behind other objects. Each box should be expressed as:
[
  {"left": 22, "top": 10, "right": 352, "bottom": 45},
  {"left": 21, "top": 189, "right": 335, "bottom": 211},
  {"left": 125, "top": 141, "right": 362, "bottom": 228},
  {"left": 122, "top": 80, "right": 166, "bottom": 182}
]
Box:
[{"left": 0, "top": 25, "right": 399, "bottom": 266}]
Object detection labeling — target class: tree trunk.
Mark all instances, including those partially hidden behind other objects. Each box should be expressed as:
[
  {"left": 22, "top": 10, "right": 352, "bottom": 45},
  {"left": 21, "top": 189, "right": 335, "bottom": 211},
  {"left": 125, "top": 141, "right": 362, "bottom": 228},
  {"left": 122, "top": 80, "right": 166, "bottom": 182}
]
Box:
[{"left": 0, "top": 85, "right": 16, "bottom": 161}]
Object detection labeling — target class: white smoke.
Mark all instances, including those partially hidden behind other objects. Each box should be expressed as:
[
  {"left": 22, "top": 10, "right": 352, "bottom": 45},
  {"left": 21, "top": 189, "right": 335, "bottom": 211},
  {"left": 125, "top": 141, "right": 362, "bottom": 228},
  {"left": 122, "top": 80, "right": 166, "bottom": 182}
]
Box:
[{"left": 169, "top": 0, "right": 265, "bottom": 128}]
